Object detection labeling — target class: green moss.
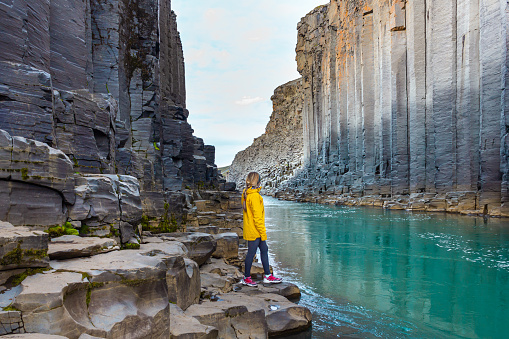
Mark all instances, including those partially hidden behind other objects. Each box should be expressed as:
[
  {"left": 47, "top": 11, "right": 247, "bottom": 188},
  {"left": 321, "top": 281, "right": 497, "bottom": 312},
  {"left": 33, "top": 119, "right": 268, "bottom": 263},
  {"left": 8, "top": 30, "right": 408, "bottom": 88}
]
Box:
[
  {"left": 0, "top": 245, "right": 22, "bottom": 266},
  {"left": 8, "top": 267, "right": 51, "bottom": 286},
  {"left": 107, "top": 225, "right": 120, "bottom": 238},
  {"left": 86, "top": 288, "right": 91, "bottom": 307},
  {"left": 3, "top": 305, "right": 20, "bottom": 312},
  {"left": 122, "top": 242, "right": 140, "bottom": 250},
  {"left": 46, "top": 223, "right": 80, "bottom": 238},
  {"left": 79, "top": 224, "right": 90, "bottom": 236},
  {"left": 20, "top": 167, "right": 29, "bottom": 180},
  {"left": 120, "top": 278, "right": 146, "bottom": 287},
  {"left": 82, "top": 272, "right": 91, "bottom": 281},
  {"left": 23, "top": 248, "right": 48, "bottom": 260},
  {"left": 86, "top": 282, "right": 105, "bottom": 307}
]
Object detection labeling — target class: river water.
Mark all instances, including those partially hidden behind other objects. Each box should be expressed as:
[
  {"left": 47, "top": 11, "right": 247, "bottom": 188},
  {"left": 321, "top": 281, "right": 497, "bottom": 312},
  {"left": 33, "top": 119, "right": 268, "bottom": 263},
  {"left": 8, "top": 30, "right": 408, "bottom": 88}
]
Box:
[{"left": 262, "top": 196, "right": 509, "bottom": 339}]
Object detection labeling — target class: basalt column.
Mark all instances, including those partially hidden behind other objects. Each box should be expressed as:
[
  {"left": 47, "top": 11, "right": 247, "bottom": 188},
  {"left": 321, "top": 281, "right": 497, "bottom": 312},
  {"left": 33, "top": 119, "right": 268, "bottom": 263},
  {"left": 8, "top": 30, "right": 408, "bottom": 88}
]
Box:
[{"left": 277, "top": 0, "right": 509, "bottom": 216}]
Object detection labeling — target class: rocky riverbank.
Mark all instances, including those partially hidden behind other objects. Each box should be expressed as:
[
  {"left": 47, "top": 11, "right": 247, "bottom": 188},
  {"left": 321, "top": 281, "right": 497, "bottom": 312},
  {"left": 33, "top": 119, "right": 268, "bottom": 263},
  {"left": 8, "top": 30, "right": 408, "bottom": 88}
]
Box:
[{"left": 0, "top": 185, "right": 312, "bottom": 338}]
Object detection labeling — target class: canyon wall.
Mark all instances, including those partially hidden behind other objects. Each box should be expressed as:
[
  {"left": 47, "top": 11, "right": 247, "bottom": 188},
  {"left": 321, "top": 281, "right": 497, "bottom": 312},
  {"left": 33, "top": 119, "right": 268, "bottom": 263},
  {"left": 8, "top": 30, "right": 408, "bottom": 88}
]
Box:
[
  {"left": 0, "top": 0, "right": 222, "bottom": 231},
  {"left": 275, "top": 0, "right": 509, "bottom": 217},
  {"left": 228, "top": 79, "right": 304, "bottom": 194}
]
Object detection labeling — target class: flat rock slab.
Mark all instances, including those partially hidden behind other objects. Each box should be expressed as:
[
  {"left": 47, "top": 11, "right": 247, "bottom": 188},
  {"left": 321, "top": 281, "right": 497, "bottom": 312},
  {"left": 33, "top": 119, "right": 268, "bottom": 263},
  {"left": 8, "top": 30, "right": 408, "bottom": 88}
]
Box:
[
  {"left": 185, "top": 297, "right": 267, "bottom": 338},
  {"left": 2, "top": 335, "right": 69, "bottom": 338},
  {"left": 48, "top": 235, "right": 119, "bottom": 260},
  {"left": 233, "top": 282, "right": 301, "bottom": 300},
  {"left": 170, "top": 304, "right": 218, "bottom": 339},
  {"left": 0, "top": 225, "right": 49, "bottom": 271}
]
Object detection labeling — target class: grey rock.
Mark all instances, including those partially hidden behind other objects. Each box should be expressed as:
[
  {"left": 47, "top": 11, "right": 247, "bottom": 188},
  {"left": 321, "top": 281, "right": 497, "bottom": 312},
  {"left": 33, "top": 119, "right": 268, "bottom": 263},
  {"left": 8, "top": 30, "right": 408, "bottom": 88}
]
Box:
[
  {"left": 234, "top": 282, "right": 302, "bottom": 301},
  {"left": 170, "top": 233, "right": 217, "bottom": 266},
  {"left": 0, "top": 310, "right": 25, "bottom": 335},
  {"left": 166, "top": 256, "right": 200, "bottom": 311},
  {"left": 19, "top": 247, "right": 182, "bottom": 338},
  {"left": 170, "top": 304, "right": 218, "bottom": 339},
  {"left": 212, "top": 233, "right": 239, "bottom": 260},
  {"left": 48, "top": 235, "right": 118, "bottom": 260},
  {"left": 219, "top": 293, "right": 311, "bottom": 337},
  {"left": 185, "top": 298, "right": 267, "bottom": 339},
  {"left": 0, "top": 226, "right": 49, "bottom": 271},
  {"left": 69, "top": 174, "right": 142, "bottom": 241},
  {"left": 2, "top": 335, "right": 68, "bottom": 338},
  {"left": 0, "top": 129, "right": 75, "bottom": 204}
]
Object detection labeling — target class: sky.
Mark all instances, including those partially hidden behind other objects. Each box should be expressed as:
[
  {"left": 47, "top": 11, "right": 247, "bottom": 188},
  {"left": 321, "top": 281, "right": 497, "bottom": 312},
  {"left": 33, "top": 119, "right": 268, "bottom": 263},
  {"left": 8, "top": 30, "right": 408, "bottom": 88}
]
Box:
[{"left": 171, "top": 1, "right": 326, "bottom": 167}]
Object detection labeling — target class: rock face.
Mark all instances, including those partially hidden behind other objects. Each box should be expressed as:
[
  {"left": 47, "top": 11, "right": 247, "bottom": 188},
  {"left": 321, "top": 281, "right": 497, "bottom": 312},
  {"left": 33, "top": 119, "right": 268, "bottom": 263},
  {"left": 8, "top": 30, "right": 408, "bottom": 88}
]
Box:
[
  {"left": 0, "top": 0, "right": 223, "bottom": 230},
  {"left": 229, "top": 79, "right": 304, "bottom": 194},
  {"left": 233, "top": 0, "right": 509, "bottom": 217}
]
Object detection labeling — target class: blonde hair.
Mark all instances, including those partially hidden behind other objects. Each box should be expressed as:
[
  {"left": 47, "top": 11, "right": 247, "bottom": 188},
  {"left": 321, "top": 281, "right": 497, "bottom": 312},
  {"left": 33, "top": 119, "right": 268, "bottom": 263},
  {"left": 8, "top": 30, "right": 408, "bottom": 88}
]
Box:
[{"left": 242, "top": 172, "right": 260, "bottom": 212}]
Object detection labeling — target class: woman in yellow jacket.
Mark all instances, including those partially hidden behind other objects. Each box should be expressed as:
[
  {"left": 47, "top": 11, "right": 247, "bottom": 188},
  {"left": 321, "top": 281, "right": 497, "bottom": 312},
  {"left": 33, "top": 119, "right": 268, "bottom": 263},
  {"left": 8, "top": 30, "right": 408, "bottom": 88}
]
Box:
[{"left": 241, "top": 172, "right": 282, "bottom": 286}]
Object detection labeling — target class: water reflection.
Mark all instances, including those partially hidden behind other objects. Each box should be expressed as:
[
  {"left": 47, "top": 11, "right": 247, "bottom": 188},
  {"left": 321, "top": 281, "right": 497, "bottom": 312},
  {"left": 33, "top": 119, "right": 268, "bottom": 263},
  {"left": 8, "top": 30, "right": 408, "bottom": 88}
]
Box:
[{"left": 264, "top": 197, "right": 509, "bottom": 338}]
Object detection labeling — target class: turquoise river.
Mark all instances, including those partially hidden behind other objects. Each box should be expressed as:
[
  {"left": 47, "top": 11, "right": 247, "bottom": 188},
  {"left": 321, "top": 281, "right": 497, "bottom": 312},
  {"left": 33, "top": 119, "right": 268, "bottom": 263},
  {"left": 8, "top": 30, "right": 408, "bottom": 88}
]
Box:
[{"left": 262, "top": 196, "right": 509, "bottom": 339}]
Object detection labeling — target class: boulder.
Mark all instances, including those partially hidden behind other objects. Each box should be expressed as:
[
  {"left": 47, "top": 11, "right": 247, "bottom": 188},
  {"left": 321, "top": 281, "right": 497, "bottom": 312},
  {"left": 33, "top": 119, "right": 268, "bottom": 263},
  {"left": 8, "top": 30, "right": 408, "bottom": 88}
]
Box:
[
  {"left": 168, "top": 233, "right": 216, "bottom": 266},
  {"left": 0, "top": 224, "right": 49, "bottom": 271},
  {"left": 0, "top": 129, "right": 76, "bottom": 205},
  {"left": 14, "top": 248, "right": 179, "bottom": 338},
  {"left": 69, "top": 174, "right": 142, "bottom": 241},
  {"left": 166, "top": 256, "right": 200, "bottom": 310},
  {"left": 212, "top": 233, "right": 239, "bottom": 260},
  {"left": 219, "top": 293, "right": 311, "bottom": 337},
  {"left": 170, "top": 304, "right": 218, "bottom": 339},
  {"left": 48, "top": 235, "right": 119, "bottom": 260},
  {"left": 185, "top": 298, "right": 267, "bottom": 338}
]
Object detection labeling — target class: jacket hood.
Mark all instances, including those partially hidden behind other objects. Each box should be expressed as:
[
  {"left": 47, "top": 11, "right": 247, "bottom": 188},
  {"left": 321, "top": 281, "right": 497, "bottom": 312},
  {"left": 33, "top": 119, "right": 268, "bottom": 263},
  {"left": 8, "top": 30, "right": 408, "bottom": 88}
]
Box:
[{"left": 245, "top": 187, "right": 262, "bottom": 194}]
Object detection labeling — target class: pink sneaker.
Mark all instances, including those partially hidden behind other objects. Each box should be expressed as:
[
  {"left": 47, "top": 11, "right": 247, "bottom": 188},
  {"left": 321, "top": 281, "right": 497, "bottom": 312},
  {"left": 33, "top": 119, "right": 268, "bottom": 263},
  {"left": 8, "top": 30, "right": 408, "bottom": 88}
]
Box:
[
  {"left": 241, "top": 276, "right": 257, "bottom": 287},
  {"left": 263, "top": 274, "right": 282, "bottom": 284}
]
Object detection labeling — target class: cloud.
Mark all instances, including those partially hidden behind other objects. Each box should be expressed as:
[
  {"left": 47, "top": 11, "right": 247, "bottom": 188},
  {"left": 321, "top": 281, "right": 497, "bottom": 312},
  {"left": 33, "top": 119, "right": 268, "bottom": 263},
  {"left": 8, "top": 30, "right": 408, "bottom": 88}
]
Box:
[
  {"left": 172, "top": 0, "right": 325, "bottom": 166},
  {"left": 234, "top": 96, "right": 265, "bottom": 106}
]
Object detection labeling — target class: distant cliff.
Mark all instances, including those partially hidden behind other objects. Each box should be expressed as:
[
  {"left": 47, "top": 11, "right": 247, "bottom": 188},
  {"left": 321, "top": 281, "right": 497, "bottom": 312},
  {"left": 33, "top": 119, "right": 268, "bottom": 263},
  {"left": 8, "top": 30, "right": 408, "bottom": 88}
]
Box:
[
  {"left": 229, "top": 79, "right": 304, "bottom": 193},
  {"left": 0, "top": 0, "right": 222, "bottom": 233}
]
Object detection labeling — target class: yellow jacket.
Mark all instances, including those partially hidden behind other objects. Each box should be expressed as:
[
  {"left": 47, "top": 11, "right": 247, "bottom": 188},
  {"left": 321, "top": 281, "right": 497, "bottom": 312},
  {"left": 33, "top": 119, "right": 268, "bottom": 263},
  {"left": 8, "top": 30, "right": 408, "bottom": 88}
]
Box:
[{"left": 242, "top": 187, "right": 267, "bottom": 241}]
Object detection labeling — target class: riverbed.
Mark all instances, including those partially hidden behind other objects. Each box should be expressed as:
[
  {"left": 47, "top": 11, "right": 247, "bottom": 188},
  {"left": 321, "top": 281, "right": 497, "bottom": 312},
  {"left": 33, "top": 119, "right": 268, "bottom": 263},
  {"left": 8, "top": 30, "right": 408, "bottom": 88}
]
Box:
[{"left": 263, "top": 196, "right": 509, "bottom": 338}]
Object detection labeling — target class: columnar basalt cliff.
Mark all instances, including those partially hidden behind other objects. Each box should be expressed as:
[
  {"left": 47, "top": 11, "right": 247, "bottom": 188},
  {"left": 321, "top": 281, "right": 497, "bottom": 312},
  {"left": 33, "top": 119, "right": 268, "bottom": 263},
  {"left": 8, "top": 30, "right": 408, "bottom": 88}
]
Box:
[
  {"left": 229, "top": 79, "right": 304, "bottom": 194},
  {"left": 271, "top": 0, "right": 509, "bottom": 217},
  {"left": 0, "top": 0, "right": 222, "bottom": 234}
]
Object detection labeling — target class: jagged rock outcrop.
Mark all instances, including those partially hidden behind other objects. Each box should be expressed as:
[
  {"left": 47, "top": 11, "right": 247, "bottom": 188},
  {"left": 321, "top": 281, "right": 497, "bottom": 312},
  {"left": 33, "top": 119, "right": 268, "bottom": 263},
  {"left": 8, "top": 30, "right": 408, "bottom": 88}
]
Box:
[
  {"left": 236, "top": 0, "right": 509, "bottom": 217},
  {"left": 0, "top": 0, "right": 223, "bottom": 230},
  {"left": 229, "top": 79, "right": 304, "bottom": 194}
]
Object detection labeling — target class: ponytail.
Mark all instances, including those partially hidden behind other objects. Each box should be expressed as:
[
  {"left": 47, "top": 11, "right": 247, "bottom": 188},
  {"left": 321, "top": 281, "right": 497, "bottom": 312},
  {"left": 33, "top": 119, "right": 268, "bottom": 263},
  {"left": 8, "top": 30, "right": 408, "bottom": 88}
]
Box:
[
  {"left": 242, "top": 188, "right": 247, "bottom": 212},
  {"left": 242, "top": 172, "right": 260, "bottom": 212}
]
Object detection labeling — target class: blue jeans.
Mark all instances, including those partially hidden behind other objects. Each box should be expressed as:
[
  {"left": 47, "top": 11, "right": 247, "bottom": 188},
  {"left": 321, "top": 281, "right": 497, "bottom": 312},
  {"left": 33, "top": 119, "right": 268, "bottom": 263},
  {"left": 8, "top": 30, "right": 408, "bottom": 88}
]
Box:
[{"left": 244, "top": 238, "right": 270, "bottom": 277}]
